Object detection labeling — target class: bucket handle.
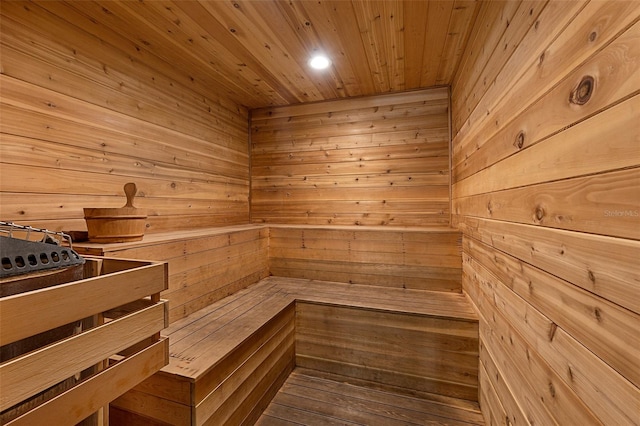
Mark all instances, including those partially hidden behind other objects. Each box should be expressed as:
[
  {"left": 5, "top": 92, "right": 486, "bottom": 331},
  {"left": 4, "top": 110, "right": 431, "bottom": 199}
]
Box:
[{"left": 123, "top": 182, "right": 138, "bottom": 208}]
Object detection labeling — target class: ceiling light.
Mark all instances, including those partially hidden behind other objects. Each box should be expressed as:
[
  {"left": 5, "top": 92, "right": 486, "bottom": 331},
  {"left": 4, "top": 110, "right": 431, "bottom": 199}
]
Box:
[{"left": 309, "top": 55, "right": 331, "bottom": 70}]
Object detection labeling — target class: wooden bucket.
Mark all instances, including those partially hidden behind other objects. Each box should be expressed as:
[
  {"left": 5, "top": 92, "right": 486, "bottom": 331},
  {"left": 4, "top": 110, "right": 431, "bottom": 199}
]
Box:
[{"left": 84, "top": 183, "right": 147, "bottom": 243}]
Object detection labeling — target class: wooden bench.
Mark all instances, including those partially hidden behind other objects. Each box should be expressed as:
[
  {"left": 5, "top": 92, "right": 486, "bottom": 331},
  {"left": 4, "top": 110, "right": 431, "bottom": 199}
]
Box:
[
  {"left": 74, "top": 224, "right": 463, "bottom": 323},
  {"left": 75, "top": 224, "right": 476, "bottom": 424},
  {"left": 110, "top": 276, "right": 479, "bottom": 425}
]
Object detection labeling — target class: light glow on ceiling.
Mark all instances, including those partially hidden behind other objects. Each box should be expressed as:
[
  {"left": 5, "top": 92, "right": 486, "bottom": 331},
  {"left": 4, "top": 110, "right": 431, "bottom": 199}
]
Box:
[{"left": 308, "top": 55, "right": 331, "bottom": 70}]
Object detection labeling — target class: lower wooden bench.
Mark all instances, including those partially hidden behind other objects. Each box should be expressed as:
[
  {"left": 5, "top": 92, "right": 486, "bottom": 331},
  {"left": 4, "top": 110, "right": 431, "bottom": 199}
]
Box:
[{"left": 110, "top": 276, "right": 479, "bottom": 426}]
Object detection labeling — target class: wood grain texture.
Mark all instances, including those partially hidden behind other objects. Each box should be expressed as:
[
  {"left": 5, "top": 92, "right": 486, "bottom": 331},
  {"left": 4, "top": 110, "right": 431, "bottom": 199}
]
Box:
[
  {"left": 464, "top": 248, "right": 640, "bottom": 426},
  {"left": 452, "top": 2, "right": 640, "bottom": 425},
  {"left": 251, "top": 88, "right": 452, "bottom": 226},
  {"left": 0, "top": 1, "right": 250, "bottom": 234},
  {"left": 6, "top": 339, "right": 168, "bottom": 426},
  {"left": 74, "top": 225, "right": 269, "bottom": 323},
  {"left": 452, "top": 0, "right": 638, "bottom": 161},
  {"left": 257, "top": 368, "right": 485, "bottom": 426},
  {"left": 17, "top": 0, "right": 478, "bottom": 109},
  {"left": 0, "top": 0, "right": 478, "bottom": 233},
  {"left": 452, "top": 0, "right": 533, "bottom": 126},
  {"left": 454, "top": 21, "right": 640, "bottom": 183},
  {"left": 296, "top": 301, "right": 479, "bottom": 401},
  {"left": 0, "top": 303, "right": 165, "bottom": 411},
  {"left": 269, "top": 224, "right": 462, "bottom": 292},
  {"left": 1, "top": 259, "right": 169, "bottom": 425},
  {"left": 117, "top": 275, "right": 478, "bottom": 425},
  {"left": 0, "top": 261, "right": 166, "bottom": 346},
  {"left": 459, "top": 217, "right": 640, "bottom": 315}
]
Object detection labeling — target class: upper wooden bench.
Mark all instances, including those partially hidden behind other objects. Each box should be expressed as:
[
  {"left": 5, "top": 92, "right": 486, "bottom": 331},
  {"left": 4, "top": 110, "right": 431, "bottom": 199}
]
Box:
[
  {"left": 74, "top": 224, "right": 463, "bottom": 324},
  {"left": 110, "top": 276, "right": 479, "bottom": 426}
]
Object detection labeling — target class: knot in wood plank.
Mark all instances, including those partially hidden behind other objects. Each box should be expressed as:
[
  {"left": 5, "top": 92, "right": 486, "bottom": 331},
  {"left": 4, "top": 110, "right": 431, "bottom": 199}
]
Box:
[{"left": 570, "top": 76, "right": 595, "bottom": 106}]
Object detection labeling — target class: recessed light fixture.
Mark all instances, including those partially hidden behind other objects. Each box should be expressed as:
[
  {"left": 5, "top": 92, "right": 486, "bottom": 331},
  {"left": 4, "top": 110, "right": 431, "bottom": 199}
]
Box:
[{"left": 308, "top": 54, "right": 331, "bottom": 70}]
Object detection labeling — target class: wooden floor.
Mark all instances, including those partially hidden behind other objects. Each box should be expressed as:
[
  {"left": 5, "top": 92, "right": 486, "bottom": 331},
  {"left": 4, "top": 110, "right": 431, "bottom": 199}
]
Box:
[{"left": 256, "top": 368, "right": 485, "bottom": 426}]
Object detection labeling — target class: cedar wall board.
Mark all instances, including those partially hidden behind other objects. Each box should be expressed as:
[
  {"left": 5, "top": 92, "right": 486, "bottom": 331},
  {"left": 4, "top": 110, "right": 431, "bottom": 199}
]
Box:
[
  {"left": 251, "top": 87, "right": 452, "bottom": 227},
  {"left": 451, "top": 1, "right": 640, "bottom": 426},
  {"left": 268, "top": 224, "right": 462, "bottom": 293},
  {"left": 0, "top": 1, "right": 250, "bottom": 234},
  {"left": 74, "top": 225, "right": 270, "bottom": 323}
]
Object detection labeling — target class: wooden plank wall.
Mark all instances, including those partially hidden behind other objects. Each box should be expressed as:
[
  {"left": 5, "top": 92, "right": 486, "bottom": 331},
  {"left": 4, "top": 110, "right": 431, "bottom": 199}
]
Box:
[
  {"left": 250, "top": 88, "right": 451, "bottom": 226},
  {"left": 0, "top": 1, "right": 250, "bottom": 234},
  {"left": 269, "top": 225, "right": 462, "bottom": 292},
  {"left": 451, "top": 1, "right": 640, "bottom": 425},
  {"left": 75, "top": 226, "right": 269, "bottom": 323}
]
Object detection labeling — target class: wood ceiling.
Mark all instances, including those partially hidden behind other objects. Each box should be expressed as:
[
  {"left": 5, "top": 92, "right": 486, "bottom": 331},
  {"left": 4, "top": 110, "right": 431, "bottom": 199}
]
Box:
[{"left": 57, "top": 0, "right": 481, "bottom": 109}]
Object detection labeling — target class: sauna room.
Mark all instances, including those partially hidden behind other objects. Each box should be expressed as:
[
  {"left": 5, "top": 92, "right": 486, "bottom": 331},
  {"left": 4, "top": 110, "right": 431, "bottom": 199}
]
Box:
[{"left": 0, "top": 0, "right": 638, "bottom": 425}]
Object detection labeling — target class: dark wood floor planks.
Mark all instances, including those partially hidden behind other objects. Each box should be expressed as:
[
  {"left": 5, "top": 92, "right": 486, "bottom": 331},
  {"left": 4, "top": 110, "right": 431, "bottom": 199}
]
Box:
[{"left": 257, "top": 368, "right": 485, "bottom": 425}]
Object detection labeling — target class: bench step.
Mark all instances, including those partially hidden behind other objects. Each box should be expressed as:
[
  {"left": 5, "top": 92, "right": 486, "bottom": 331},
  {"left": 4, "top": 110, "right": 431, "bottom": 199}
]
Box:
[{"left": 111, "top": 277, "right": 479, "bottom": 425}]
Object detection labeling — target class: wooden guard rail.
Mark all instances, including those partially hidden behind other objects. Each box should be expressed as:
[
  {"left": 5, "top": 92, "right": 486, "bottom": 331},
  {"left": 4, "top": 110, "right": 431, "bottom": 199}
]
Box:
[{"left": 0, "top": 257, "right": 169, "bottom": 425}]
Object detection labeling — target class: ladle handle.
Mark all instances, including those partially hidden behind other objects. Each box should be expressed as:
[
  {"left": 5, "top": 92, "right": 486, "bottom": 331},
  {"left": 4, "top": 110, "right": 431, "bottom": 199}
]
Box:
[{"left": 123, "top": 182, "right": 137, "bottom": 208}]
